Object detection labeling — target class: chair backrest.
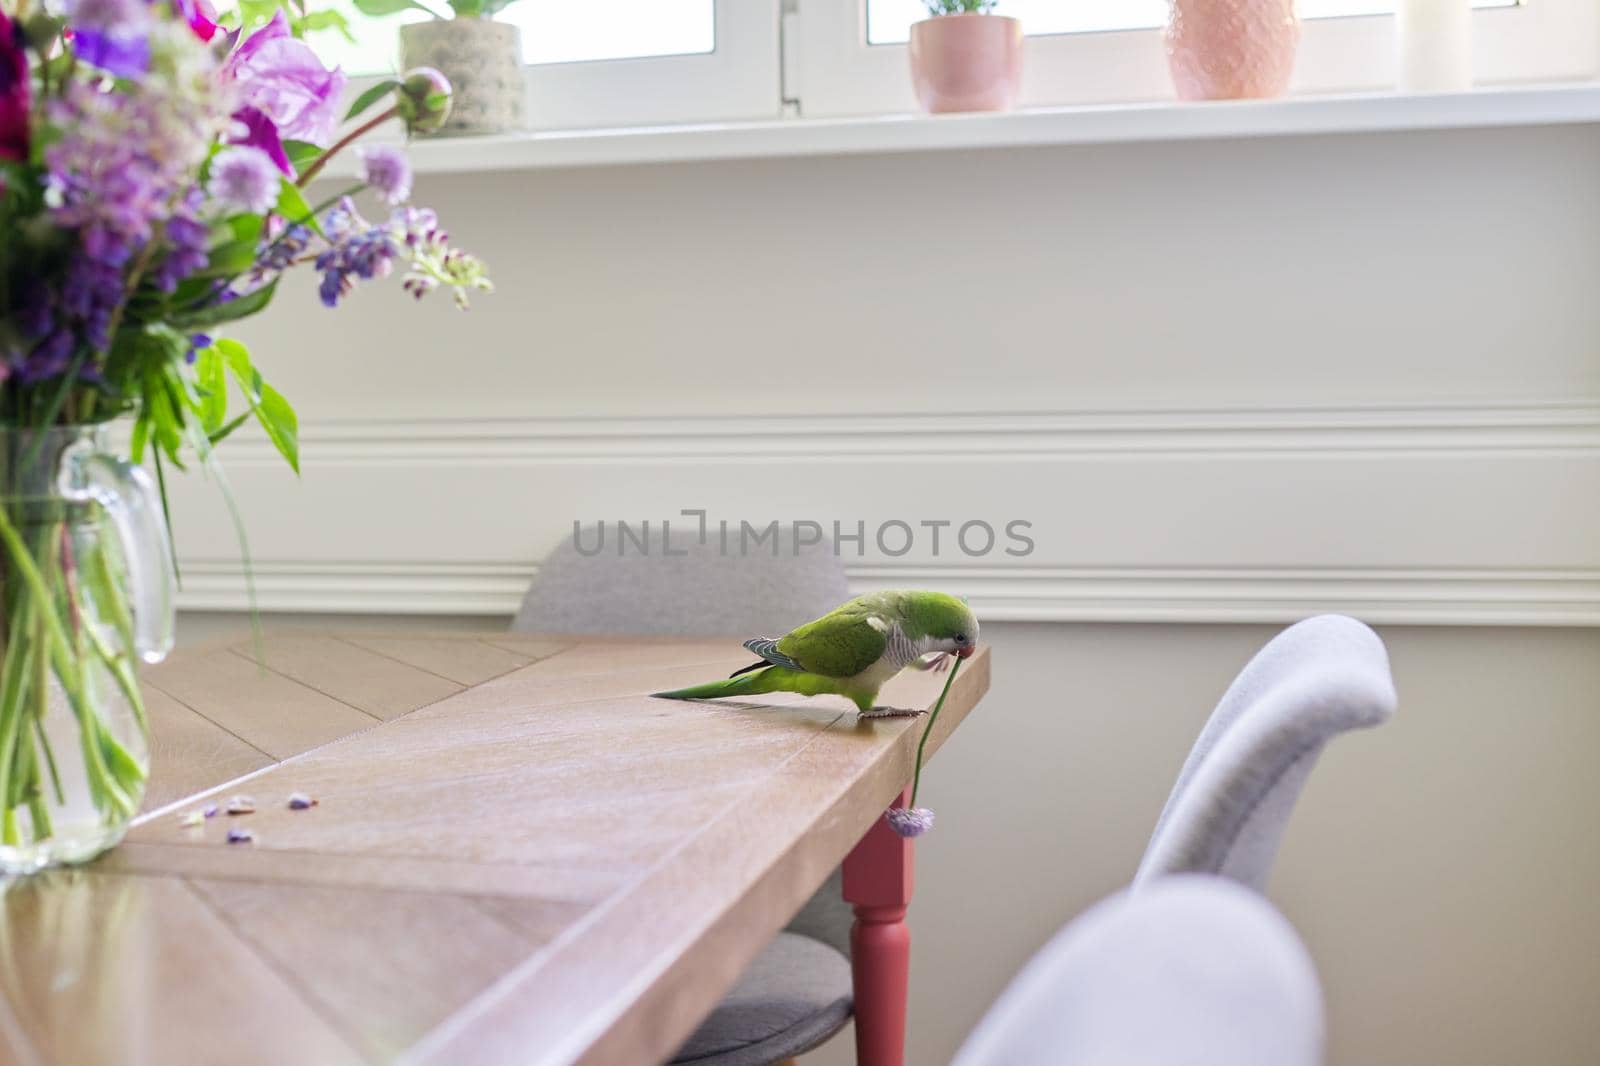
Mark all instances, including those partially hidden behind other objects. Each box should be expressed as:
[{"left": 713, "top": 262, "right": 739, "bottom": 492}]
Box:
[
  {"left": 512, "top": 524, "right": 856, "bottom": 954},
  {"left": 1134, "top": 614, "right": 1397, "bottom": 892},
  {"left": 512, "top": 524, "right": 851, "bottom": 637},
  {"left": 951, "top": 875, "right": 1325, "bottom": 1066}
]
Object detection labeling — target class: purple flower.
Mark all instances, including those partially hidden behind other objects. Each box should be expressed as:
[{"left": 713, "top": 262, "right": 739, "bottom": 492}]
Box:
[
  {"left": 227, "top": 105, "right": 294, "bottom": 176},
  {"left": 0, "top": 12, "right": 29, "bottom": 162},
  {"left": 225, "top": 11, "right": 346, "bottom": 146},
  {"left": 208, "top": 145, "right": 281, "bottom": 214},
  {"left": 66, "top": 0, "right": 153, "bottom": 76},
  {"left": 884, "top": 806, "right": 935, "bottom": 838},
  {"left": 313, "top": 198, "right": 399, "bottom": 307},
  {"left": 358, "top": 145, "right": 412, "bottom": 206},
  {"left": 153, "top": 187, "right": 210, "bottom": 293}
]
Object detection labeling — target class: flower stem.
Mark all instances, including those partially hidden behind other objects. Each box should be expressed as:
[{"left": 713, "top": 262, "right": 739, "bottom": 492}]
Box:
[
  {"left": 909, "top": 656, "right": 962, "bottom": 808},
  {"left": 297, "top": 107, "right": 399, "bottom": 188}
]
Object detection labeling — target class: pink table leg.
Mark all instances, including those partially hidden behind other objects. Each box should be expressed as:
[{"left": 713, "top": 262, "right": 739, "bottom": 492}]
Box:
[{"left": 842, "top": 786, "right": 915, "bottom": 1066}]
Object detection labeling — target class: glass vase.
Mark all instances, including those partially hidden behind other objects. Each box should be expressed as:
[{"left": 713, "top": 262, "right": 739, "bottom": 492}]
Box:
[{"left": 0, "top": 427, "right": 176, "bottom": 875}]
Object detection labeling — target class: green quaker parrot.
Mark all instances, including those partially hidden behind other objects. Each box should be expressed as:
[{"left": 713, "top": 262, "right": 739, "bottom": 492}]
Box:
[{"left": 653, "top": 590, "right": 979, "bottom": 718}]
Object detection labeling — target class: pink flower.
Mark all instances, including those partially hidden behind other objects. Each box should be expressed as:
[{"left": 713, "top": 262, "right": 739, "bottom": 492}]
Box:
[
  {"left": 176, "top": 0, "right": 220, "bottom": 43},
  {"left": 0, "top": 12, "right": 29, "bottom": 163},
  {"left": 224, "top": 11, "right": 346, "bottom": 146},
  {"left": 227, "top": 105, "right": 294, "bottom": 175}
]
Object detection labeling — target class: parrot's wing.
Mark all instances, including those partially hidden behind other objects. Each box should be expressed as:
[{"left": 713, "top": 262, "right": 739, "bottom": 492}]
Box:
[
  {"left": 776, "top": 609, "right": 889, "bottom": 678},
  {"left": 742, "top": 638, "right": 805, "bottom": 672}
]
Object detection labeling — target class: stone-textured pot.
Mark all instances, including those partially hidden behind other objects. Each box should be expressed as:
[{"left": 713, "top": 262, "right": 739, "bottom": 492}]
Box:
[
  {"left": 908, "top": 14, "right": 1024, "bottom": 114},
  {"left": 1165, "top": 0, "right": 1300, "bottom": 101},
  {"left": 400, "top": 19, "right": 527, "bottom": 136}
]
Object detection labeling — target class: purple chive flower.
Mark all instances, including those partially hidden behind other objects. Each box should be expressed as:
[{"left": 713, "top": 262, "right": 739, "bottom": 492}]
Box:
[
  {"left": 226, "top": 826, "right": 255, "bottom": 844},
  {"left": 884, "top": 806, "right": 935, "bottom": 838},
  {"left": 224, "top": 11, "right": 346, "bottom": 146},
  {"left": 358, "top": 145, "right": 412, "bottom": 206},
  {"left": 207, "top": 145, "right": 281, "bottom": 214},
  {"left": 287, "top": 792, "right": 317, "bottom": 810}
]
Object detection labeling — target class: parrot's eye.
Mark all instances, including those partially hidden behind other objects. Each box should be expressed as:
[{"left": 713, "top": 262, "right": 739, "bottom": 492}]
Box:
[{"left": 954, "top": 633, "right": 968, "bottom": 645}]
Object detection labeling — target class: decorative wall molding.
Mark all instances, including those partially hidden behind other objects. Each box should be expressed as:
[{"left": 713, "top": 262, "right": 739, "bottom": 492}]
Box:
[
  {"left": 174, "top": 560, "right": 1600, "bottom": 627},
  {"left": 169, "top": 398, "right": 1600, "bottom": 627},
  {"left": 214, "top": 400, "right": 1600, "bottom": 464}
]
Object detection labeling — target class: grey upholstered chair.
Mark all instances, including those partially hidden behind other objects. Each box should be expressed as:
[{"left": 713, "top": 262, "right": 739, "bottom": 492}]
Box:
[
  {"left": 514, "top": 526, "right": 856, "bottom": 1066},
  {"left": 1133, "top": 613, "right": 1397, "bottom": 891},
  {"left": 950, "top": 875, "right": 1325, "bottom": 1066}
]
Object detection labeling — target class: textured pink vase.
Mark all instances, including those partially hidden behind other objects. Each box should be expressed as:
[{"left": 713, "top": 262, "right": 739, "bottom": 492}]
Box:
[
  {"left": 908, "top": 14, "right": 1024, "bottom": 114},
  {"left": 1165, "top": 0, "right": 1300, "bottom": 101}
]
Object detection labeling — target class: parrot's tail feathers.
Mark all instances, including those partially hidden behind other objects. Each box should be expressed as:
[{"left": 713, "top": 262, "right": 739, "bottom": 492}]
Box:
[
  {"left": 728, "top": 659, "right": 769, "bottom": 679},
  {"left": 653, "top": 674, "right": 763, "bottom": 701},
  {"left": 741, "top": 637, "right": 804, "bottom": 672},
  {"left": 654, "top": 667, "right": 801, "bottom": 702}
]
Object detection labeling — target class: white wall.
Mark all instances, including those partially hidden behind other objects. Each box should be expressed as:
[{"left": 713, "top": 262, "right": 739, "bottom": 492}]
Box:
[{"left": 173, "top": 119, "right": 1600, "bottom": 1063}]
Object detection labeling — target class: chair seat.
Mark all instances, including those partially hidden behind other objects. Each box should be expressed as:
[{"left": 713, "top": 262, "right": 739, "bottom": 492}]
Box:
[{"left": 671, "top": 932, "right": 853, "bottom": 1066}]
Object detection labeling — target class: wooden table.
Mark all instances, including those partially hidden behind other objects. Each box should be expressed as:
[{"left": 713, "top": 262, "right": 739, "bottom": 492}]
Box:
[{"left": 0, "top": 633, "right": 990, "bottom": 1066}]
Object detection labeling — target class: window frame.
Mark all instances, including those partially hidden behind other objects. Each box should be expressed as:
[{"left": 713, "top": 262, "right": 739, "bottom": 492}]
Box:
[
  {"left": 341, "top": 2, "right": 781, "bottom": 131},
  {"left": 793, "top": 0, "right": 1599, "bottom": 118}
]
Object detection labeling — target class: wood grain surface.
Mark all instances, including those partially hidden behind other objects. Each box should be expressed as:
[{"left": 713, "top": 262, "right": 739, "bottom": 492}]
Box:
[{"left": 0, "top": 634, "right": 990, "bottom": 1066}]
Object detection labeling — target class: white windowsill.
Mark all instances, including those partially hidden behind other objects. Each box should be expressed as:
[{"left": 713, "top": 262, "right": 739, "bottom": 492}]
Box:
[{"left": 365, "top": 82, "right": 1600, "bottom": 176}]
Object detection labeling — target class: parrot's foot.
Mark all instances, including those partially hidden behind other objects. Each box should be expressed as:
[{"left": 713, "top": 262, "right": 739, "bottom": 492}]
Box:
[
  {"left": 912, "top": 652, "right": 952, "bottom": 673},
  {"left": 860, "top": 705, "right": 927, "bottom": 719}
]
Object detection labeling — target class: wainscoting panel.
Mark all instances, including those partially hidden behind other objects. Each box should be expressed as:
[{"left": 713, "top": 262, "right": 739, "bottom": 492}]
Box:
[{"left": 165, "top": 401, "right": 1600, "bottom": 625}]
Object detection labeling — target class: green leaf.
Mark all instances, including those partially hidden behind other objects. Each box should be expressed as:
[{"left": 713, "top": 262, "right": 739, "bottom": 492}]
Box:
[
  {"left": 217, "top": 338, "right": 261, "bottom": 401},
  {"left": 170, "top": 279, "right": 278, "bottom": 330},
  {"left": 207, "top": 410, "right": 254, "bottom": 447},
  {"left": 226, "top": 213, "right": 265, "bottom": 245},
  {"left": 198, "top": 239, "right": 260, "bottom": 279},
  {"left": 281, "top": 140, "right": 323, "bottom": 172},
  {"left": 129, "top": 413, "right": 151, "bottom": 464},
  {"left": 196, "top": 346, "right": 228, "bottom": 433},
  {"left": 236, "top": 0, "right": 280, "bottom": 29},
  {"left": 352, "top": 0, "right": 435, "bottom": 15},
  {"left": 275, "top": 178, "right": 324, "bottom": 236},
  {"left": 256, "top": 383, "right": 300, "bottom": 474},
  {"left": 215, "top": 339, "right": 299, "bottom": 474},
  {"left": 345, "top": 78, "right": 401, "bottom": 122},
  {"left": 294, "top": 8, "right": 354, "bottom": 40}
]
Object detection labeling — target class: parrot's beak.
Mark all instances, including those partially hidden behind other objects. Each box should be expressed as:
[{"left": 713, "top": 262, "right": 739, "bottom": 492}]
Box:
[{"left": 956, "top": 644, "right": 976, "bottom": 659}]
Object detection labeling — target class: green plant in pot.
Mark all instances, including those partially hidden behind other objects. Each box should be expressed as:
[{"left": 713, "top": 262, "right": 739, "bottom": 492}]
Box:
[{"left": 355, "top": 0, "right": 527, "bottom": 136}]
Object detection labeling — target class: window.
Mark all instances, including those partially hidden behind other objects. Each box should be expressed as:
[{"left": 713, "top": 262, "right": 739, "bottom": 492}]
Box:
[
  {"left": 300, "top": 0, "right": 1593, "bottom": 132},
  {"left": 800, "top": 0, "right": 1597, "bottom": 117},
  {"left": 326, "top": 1, "right": 778, "bottom": 129},
  {"left": 322, "top": 0, "right": 718, "bottom": 75},
  {"left": 865, "top": 0, "right": 1518, "bottom": 44}
]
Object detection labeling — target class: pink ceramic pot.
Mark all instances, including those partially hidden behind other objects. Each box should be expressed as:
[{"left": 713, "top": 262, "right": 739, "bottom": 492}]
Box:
[
  {"left": 908, "top": 14, "right": 1024, "bottom": 114},
  {"left": 1165, "top": 0, "right": 1300, "bottom": 101}
]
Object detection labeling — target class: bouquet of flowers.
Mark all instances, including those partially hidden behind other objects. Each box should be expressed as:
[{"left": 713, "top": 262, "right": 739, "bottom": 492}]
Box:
[{"left": 0, "top": 0, "right": 490, "bottom": 871}]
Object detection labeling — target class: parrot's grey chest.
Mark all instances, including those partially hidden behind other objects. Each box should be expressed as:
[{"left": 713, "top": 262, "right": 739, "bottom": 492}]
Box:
[{"left": 883, "top": 621, "right": 922, "bottom": 670}]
